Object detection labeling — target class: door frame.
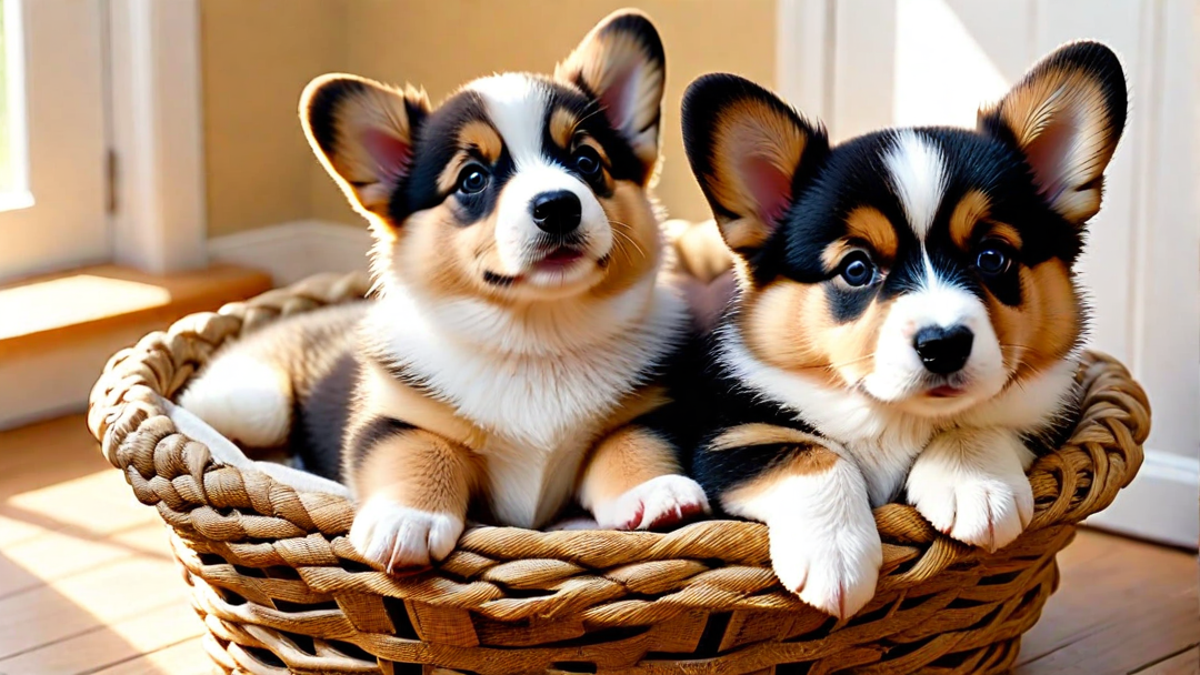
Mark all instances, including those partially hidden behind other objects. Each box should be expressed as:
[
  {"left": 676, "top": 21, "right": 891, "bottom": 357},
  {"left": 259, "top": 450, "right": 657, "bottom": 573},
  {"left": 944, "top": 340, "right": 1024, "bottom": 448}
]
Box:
[
  {"left": 775, "top": 0, "right": 1200, "bottom": 548},
  {"left": 106, "top": 0, "right": 207, "bottom": 275}
]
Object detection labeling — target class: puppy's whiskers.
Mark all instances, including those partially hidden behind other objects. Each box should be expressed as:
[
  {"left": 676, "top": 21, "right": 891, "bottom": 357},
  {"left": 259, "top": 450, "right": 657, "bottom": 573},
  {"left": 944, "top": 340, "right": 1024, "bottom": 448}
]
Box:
[{"left": 607, "top": 219, "right": 647, "bottom": 260}]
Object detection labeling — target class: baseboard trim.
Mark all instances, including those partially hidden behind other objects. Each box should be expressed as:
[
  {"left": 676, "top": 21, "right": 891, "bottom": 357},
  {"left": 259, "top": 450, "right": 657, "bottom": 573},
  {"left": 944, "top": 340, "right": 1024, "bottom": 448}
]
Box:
[
  {"left": 208, "top": 220, "right": 371, "bottom": 286},
  {"left": 1085, "top": 449, "right": 1199, "bottom": 549}
]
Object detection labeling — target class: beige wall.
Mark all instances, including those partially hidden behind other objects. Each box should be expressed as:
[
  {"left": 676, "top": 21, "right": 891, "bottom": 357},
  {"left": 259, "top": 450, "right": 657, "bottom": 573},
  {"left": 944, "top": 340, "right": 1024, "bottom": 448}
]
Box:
[
  {"left": 202, "top": 0, "right": 777, "bottom": 235},
  {"left": 200, "top": 0, "right": 347, "bottom": 238}
]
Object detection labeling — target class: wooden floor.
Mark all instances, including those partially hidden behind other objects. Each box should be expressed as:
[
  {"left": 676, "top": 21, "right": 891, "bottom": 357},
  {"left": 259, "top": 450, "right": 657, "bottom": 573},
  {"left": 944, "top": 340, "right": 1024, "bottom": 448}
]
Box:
[{"left": 0, "top": 415, "right": 1196, "bottom": 675}]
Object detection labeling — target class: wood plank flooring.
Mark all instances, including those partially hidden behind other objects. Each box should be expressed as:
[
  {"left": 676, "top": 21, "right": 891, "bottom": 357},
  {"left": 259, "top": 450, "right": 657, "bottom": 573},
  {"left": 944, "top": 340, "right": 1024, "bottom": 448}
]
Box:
[{"left": 0, "top": 414, "right": 1196, "bottom": 674}]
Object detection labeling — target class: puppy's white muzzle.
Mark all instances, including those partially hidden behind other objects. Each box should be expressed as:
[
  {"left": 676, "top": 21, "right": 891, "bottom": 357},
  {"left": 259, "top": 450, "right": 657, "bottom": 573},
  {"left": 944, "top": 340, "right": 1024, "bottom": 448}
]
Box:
[
  {"left": 494, "top": 163, "right": 612, "bottom": 288},
  {"left": 863, "top": 281, "right": 1006, "bottom": 416}
]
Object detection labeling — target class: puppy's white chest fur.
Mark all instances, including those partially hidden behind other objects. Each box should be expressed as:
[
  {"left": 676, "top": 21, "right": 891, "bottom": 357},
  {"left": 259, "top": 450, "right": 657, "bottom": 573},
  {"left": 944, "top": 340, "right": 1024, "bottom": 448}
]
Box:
[
  {"left": 371, "top": 281, "right": 687, "bottom": 527},
  {"left": 479, "top": 431, "right": 593, "bottom": 527}
]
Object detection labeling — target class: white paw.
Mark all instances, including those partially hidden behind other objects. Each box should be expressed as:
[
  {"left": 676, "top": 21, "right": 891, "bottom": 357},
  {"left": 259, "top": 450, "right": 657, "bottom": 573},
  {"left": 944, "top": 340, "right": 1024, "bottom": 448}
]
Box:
[
  {"left": 720, "top": 457, "right": 881, "bottom": 619},
  {"left": 907, "top": 429, "right": 1034, "bottom": 552},
  {"left": 348, "top": 498, "right": 464, "bottom": 573},
  {"left": 593, "top": 475, "right": 711, "bottom": 531},
  {"left": 768, "top": 507, "right": 882, "bottom": 619}
]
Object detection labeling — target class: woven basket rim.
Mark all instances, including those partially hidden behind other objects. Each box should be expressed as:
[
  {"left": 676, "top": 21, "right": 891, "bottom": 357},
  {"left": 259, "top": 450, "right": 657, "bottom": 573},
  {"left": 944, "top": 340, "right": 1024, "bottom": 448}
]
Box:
[{"left": 86, "top": 269, "right": 1150, "bottom": 613}]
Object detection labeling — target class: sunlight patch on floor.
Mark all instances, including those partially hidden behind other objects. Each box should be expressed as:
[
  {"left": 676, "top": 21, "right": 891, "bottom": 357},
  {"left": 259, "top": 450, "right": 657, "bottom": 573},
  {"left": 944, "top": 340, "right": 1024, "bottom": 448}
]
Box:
[
  {"left": 0, "top": 465, "right": 174, "bottom": 599},
  {"left": 0, "top": 274, "right": 173, "bottom": 340},
  {"left": 4, "top": 468, "right": 152, "bottom": 537}
]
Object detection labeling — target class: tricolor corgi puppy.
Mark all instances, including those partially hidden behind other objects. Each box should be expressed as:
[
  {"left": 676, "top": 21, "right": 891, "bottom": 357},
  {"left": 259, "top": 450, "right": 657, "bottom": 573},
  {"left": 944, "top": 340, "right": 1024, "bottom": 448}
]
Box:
[
  {"left": 675, "top": 42, "right": 1127, "bottom": 618},
  {"left": 180, "top": 10, "right": 709, "bottom": 572}
]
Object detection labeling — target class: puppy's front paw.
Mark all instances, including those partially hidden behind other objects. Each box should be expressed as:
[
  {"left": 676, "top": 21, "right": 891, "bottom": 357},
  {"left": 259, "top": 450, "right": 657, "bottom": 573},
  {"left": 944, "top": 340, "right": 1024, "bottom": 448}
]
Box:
[
  {"left": 768, "top": 506, "right": 882, "bottom": 619},
  {"left": 907, "top": 430, "right": 1034, "bottom": 552},
  {"left": 593, "top": 475, "right": 710, "bottom": 531},
  {"left": 349, "top": 498, "right": 464, "bottom": 573},
  {"left": 908, "top": 469, "right": 1033, "bottom": 551}
]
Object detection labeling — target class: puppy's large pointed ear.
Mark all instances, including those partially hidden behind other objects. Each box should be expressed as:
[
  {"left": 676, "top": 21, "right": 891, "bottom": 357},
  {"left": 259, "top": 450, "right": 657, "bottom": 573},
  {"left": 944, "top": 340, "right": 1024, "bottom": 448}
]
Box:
[
  {"left": 300, "top": 74, "right": 431, "bottom": 219},
  {"left": 682, "top": 74, "right": 828, "bottom": 258},
  {"left": 979, "top": 41, "right": 1127, "bottom": 225},
  {"left": 556, "top": 10, "right": 665, "bottom": 176}
]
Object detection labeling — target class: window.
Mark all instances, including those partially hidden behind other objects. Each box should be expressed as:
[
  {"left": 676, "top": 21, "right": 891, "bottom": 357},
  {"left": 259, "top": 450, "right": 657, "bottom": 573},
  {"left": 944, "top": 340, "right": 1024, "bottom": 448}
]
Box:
[{"left": 0, "top": 0, "right": 108, "bottom": 282}]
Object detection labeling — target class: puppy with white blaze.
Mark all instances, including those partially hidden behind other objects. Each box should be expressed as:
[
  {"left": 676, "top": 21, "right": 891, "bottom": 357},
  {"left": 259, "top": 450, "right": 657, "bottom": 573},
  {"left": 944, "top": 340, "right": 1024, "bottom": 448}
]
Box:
[
  {"left": 179, "top": 10, "right": 709, "bottom": 572},
  {"left": 674, "top": 42, "right": 1127, "bottom": 618}
]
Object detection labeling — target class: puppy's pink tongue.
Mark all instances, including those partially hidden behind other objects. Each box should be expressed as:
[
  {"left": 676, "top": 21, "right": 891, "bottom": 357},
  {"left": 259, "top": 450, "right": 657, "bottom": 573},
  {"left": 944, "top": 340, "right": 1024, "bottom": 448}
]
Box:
[
  {"left": 927, "top": 385, "right": 963, "bottom": 398},
  {"left": 543, "top": 248, "right": 583, "bottom": 265}
]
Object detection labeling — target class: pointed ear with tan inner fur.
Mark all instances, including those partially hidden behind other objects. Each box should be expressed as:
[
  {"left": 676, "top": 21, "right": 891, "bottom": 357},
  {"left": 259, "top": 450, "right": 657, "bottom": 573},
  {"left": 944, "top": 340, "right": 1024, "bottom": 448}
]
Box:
[
  {"left": 681, "top": 73, "right": 828, "bottom": 259},
  {"left": 978, "top": 41, "right": 1128, "bottom": 225},
  {"left": 556, "top": 10, "right": 666, "bottom": 179},
  {"left": 300, "top": 74, "right": 431, "bottom": 220}
]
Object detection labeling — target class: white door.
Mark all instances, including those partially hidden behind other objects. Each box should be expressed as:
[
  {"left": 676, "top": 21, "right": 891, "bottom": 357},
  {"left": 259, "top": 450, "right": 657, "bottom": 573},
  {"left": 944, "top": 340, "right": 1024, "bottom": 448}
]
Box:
[
  {"left": 0, "top": 0, "right": 108, "bottom": 281},
  {"left": 777, "top": 0, "right": 1200, "bottom": 547}
]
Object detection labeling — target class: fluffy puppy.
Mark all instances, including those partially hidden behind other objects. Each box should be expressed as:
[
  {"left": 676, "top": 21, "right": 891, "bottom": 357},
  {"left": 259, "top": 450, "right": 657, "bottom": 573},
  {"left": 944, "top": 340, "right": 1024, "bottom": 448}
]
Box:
[
  {"left": 180, "top": 10, "right": 708, "bottom": 571},
  {"left": 675, "top": 42, "right": 1127, "bottom": 618}
]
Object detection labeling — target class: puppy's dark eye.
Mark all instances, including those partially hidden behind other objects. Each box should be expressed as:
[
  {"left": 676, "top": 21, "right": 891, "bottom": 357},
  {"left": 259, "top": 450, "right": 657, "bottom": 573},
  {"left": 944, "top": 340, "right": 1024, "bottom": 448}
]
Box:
[
  {"left": 457, "top": 166, "right": 489, "bottom": 194},
  {"left": 976, "top": 245, "right": 1013, "bottom": 277},
  {"left": 839, "top": 252, "right": 876, "bottom": 287},
  {"left": 573, "top": 146, "right": 602, "bottom": 177}
]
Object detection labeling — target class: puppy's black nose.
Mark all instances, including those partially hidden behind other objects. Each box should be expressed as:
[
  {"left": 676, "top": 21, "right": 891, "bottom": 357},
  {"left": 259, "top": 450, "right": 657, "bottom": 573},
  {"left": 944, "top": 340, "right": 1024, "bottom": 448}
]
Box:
[
  {"left": 531, "top": 190, "right": 582, "bottom": 235},
  {"left": 914, "top": 325, "right": 974, "bottom": 375}
]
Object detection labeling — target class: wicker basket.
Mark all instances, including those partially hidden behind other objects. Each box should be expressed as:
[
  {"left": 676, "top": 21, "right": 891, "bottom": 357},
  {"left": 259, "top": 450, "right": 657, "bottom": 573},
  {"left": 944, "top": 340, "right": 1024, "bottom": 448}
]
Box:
[{"left": 87, "top": 271, "right": 1149, "bottom": 675}]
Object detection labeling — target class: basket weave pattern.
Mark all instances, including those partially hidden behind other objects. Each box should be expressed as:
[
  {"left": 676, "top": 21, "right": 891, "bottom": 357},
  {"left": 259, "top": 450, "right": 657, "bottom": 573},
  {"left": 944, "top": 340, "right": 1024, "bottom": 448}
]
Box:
[{"left": 88, "top": 271, "right": 1148, "bottom": 675}]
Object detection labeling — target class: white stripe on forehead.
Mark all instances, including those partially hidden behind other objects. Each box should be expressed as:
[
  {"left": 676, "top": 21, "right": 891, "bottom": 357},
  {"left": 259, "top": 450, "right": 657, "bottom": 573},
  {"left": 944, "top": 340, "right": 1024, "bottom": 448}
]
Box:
[
  {"left": 468, "top": 73, "right": 548, "bottom": 168},
  {"left": 884, "top": 130, "right": 947, "bottom": 239}
]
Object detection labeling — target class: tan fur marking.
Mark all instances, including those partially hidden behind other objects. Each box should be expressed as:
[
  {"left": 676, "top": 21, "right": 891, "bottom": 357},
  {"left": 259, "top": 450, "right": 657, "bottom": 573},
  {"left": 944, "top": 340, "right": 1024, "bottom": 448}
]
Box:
[
  {"left": 949, "top": 190, "right": 992, "bottom": 250},
  {"left": 710, "top": 424, "right": 828, "bottom": 452},
  {"left": 990, "top": 258, "right": 1080, "bottom": 384},
  {"left": 743, "top": 280, "right": 826, "bottom": 373},
  {"left": 843, "top": 207, "right": 898, "bottom": 263},
  {"left": 577, "top": 426, "right": 681, "bottom": 511},
  {"left": 389, "top": 200, "right": 500, "bottom": 300},
  {"left": 434, "top": 122, "right": 504, "bottom": 194},
  {"left": 820, "top": 293, "right": 889, "bottom": 385},
  {"left": 985, "top": 223, "right": 1023, "bottom": 250},
  {"left": 587, "top": 180, "right": 661, "bottom": 301},
  {"left": 722, "top": 216, "right": 773, "bottom": 253},
  {"left": 723, "top": 443, "right": 840, "bottom": 505},
  {"left": 435, "top": 159, "right": 466, "bottom": 195},
  {"left": 460, "top": 120, "right": 502, "bottom": 161},
  {"left": 549, "top": 108, "right": 579, "bottom": 149},
  {"left": 353, "top": 428, "right": 480, "bottom": 517},
  {"left": 709, "top": 98, "right": 808, "bottom": 252},
  {"left": 820, "top": 241, "right": 853, "bottom": 273},
  {"left": 742, "top": 278, "right": 891, "bottom": 389}
]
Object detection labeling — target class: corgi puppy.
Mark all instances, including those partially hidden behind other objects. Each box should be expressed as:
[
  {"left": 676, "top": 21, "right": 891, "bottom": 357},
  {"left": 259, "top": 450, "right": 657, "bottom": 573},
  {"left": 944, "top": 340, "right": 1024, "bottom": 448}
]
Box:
[
  {"left": 675, "top": 42, "right": 1127, "bottom": 618},
  {"left": 180, "top": 10, "right": 709, "bottom": 572}
]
